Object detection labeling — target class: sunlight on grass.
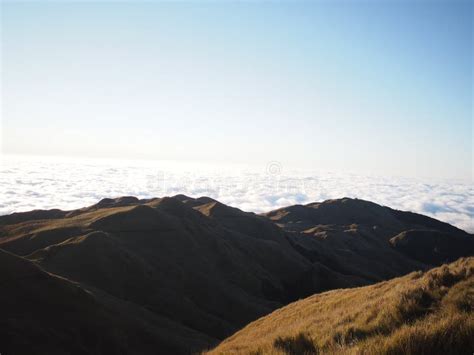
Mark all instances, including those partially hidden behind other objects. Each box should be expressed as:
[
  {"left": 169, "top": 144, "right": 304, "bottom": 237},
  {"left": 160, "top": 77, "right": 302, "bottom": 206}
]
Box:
[{"left": 207, "top": 257, "right": 474, "bottom": 354}]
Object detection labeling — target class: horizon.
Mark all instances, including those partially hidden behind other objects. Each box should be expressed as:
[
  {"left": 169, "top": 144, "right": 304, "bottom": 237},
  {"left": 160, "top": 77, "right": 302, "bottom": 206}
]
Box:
[{"left": 1, "top": 153, "right": 473, "bottom": 232}]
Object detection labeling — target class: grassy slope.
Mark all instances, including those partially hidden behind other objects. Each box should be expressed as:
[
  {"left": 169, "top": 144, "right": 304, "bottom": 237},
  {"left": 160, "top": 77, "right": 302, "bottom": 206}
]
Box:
[{"left": 208, "top": 257, "right": 474, "bottom": 355}]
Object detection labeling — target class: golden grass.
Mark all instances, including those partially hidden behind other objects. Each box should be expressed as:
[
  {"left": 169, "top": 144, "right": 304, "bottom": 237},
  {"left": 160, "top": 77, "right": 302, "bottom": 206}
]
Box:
[{"left": 207, "top": 257, "right": 474, "bottom": 355}]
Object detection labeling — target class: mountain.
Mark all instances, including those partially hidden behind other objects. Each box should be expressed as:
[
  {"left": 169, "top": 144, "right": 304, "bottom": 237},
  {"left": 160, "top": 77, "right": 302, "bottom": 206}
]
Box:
[
  {"left": 0, "top": 196, "right": 472, "bottom": 354},
  {"left": 208, "top": 257, "right": 474, "bottom": 354},
  {"left": 265, "top": 198, "right": 473, "bottom": 282}
]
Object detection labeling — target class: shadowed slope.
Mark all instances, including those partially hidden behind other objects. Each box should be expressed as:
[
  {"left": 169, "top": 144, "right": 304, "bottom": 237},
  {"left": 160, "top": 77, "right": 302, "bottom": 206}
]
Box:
[
  {"left": 390, "top": 229, "right": 474, "bottom": 265},
  {"left": 0, "top": 249, "right": 215, "bottom": 355}
]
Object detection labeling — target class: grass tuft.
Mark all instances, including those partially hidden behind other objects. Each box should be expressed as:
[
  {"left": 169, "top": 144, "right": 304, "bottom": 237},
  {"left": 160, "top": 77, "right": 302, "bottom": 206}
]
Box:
[{"left": 274, "top": 332, "right": 319, "bottom": 355}]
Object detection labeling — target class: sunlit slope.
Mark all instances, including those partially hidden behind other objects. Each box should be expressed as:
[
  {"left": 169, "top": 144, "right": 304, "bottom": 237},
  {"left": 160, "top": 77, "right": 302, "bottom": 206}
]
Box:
[{"left": 208, "top": 257, "right": 474, "bottom": 355}]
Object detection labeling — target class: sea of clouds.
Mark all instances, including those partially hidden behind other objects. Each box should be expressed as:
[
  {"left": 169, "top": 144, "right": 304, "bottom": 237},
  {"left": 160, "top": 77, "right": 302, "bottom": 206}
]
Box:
[{"left": 1, "top": 155, "right": 472, "bottom": 232}]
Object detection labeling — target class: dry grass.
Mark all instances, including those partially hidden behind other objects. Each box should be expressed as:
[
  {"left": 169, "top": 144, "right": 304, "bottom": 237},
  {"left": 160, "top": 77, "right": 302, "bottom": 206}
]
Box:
[{"left": 207, "top": 257, "right": 474, "bottom": 355}]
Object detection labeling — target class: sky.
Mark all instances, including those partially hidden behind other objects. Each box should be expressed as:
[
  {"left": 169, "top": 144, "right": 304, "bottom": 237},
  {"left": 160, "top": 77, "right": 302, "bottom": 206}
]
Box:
[{"left": 1, "top": 0, "right": 472, "bottom": 180}]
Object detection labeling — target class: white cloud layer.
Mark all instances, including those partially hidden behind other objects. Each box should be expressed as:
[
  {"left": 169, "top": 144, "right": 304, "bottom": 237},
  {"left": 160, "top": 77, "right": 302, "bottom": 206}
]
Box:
[{"left": 1, "top": 155, "right": 473, "bottom": 232}]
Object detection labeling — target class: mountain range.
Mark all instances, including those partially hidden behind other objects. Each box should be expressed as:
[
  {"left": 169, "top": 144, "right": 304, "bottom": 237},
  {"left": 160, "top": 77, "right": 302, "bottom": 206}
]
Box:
[{"left": 0, "top": 196, "right": 473, "bottom": 354}]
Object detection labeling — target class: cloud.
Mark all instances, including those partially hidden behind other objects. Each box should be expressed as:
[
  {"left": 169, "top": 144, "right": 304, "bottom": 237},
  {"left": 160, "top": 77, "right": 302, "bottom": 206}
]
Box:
[{"left": 1, "top": 155, "right": 473, "bottom": 232}]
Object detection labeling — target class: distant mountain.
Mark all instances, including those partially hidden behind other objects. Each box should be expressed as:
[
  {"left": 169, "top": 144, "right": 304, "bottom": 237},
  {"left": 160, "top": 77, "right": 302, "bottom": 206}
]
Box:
[
  {"left": 208, "top": 257, "right": 474, "bottom": 354},
  {"left": 0, "top": 196, "right": 472, "bottom": 354}
]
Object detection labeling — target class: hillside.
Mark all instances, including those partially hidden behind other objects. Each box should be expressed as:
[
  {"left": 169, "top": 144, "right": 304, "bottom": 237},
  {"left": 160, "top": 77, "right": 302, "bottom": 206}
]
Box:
[
  {"left": 208, "top": 257, "right": 474, "bottom": 354},
  {"left": 0, "top": 249, "right": 213, "bottom": 355},
  {"left": 0, "top": 196, "right": 473, "bottom": 354}
]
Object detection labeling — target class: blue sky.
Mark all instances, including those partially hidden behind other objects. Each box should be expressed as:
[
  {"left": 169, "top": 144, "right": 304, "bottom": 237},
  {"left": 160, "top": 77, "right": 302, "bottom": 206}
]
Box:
[{"left": 1, "top": 0, "right": 472, "bottom": 179}]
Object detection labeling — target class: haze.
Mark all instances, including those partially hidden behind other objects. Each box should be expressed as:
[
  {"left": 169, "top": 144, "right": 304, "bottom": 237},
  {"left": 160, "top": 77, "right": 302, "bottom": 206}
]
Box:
[{"left": 1, "top": 0, "right": 472, "bottom": 180}]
